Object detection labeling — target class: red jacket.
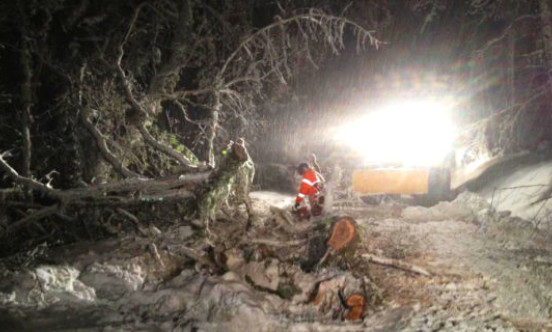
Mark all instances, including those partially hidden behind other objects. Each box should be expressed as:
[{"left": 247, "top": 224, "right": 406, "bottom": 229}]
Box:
[{"left": 296, "top": 168, "right": 323, "bottom": 203}]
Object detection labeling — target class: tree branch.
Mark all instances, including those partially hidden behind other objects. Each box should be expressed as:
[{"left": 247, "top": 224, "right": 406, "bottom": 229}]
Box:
[
  {"left": 135, "top": 122, "right": 198, "bottom": 168},
  {"left": 162, "top": 87, "right": 213, "bottom": 100},
  {"left": 114, "top": 4, "right": 201, "bottom": 168},
  {"left": 115, "top": 4, "right": 151, "bottom": 117},
  {"left": 0, "top": 152, "right": 58, "bottom": 198},
  {"left": 474, "top": 15, "right": 537, "bottom": 54},
  {"left": 6, "top": 204, "right": 58, "bottom": 234},
  {"left": 248, "top": 238, "right": 307, "bottom": 247},
  {"left": 362, "top": 253, "right": 432, "bottom": 277},
  {"left": 217, "top": 11, "right": 378, "bottom": 81},
  {"left": 149, "top": 0, "right": 194, "bottom": 95},
  {"left": 80, "top": 108, "right": 141, "bottom": 179},
  {"left": 19, "top": 29, "right": 33, "bottom": 177}
]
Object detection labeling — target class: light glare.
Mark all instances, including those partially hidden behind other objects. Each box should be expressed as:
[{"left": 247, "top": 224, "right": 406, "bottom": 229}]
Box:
[{"left": 334, "top": 100, "right": 455, "bottom": 166}]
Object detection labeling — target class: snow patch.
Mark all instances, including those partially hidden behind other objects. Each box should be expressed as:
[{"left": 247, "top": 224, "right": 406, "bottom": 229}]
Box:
[
  {"left": 250, "top": 191, "right": 294, "bottom": 219},
  {"left": 251, "top": 191, "right": 294, "bottom": 207},
  {"left": 0, "top": 265, "right": 95, "bottom": 308},
  {"left": 35, "top": 265, "right": 96, "bottom": 303},
  {"left": 79, "top": 261, "right": 145, "bottom": 300},
  {"left": 402, "top": 192, "right": 491, "bottom": 222},
  {"left": 477, "top": 159, "right": 552, "bottom": 223}
]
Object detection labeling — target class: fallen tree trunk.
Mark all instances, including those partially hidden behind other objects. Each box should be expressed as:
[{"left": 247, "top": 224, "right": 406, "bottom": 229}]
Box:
[
  {"left": 0, "top": 139, "right": 253, "bottom": 256},
  {"left": 0, "top": 151, "right": 208, "bottom": 203},
  {"left": 361, "top": 253, "right": 432, "bottom": 277}
]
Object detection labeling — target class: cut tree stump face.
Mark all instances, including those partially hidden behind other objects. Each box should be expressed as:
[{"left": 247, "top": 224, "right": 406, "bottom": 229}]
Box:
[
  {"left": 344, "top": 293, "right": 366, "bottom": 320},
  {"left": 327, "top": 216, "right": 357, "bottom": 251}
]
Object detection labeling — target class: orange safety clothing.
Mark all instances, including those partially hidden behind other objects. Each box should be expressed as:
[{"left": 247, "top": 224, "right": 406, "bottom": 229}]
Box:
[{"left": 295, "top": 167, "right": 323, "bottom": 204}]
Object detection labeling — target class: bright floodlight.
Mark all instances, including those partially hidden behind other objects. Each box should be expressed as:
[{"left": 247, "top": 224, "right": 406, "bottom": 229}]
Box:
[{"left": 334, "top": 100, "right": 455, "bottom": 166}]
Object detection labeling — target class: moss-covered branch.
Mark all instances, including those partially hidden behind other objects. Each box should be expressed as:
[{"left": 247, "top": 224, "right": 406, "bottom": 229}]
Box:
[{"left": 198, "top": 138, "right": 254, "bottom": 222}]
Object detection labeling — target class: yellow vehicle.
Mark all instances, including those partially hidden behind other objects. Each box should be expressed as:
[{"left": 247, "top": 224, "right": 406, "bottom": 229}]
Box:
[
  {"left": 351, "top": 166, "right": 451, "bottom": 202},
  {"left": 333, "top": 99, "right": 455, "bottom": 204}
]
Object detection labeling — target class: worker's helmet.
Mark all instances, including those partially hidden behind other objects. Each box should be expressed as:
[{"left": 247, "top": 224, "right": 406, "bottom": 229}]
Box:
[{"left": 297, "top": 163, "right": 309, "bottom": 175}]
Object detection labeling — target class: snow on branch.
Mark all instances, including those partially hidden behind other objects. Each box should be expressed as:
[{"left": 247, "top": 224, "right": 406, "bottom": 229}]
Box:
[
  {"left": 217, "top": 10, "right": 380, "bottom": 82},
  {"left": 113, "top": 4, "right": 201, "bottom": 169},
  {"left": 0, "top": 151, "right": 59, "bottom": 198},
  {"left": 210, "top": 9, "right": 381, "bottom": 124}
]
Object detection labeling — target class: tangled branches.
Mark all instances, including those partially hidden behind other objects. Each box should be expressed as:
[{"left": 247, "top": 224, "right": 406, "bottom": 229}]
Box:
[{"left": 0, "top": 0, "right": 380, "bottom": 256}]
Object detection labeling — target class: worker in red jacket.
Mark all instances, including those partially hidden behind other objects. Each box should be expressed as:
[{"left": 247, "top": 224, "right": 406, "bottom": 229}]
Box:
[{"left": 293, "top": 161, "right": 325, "bottom": 219}]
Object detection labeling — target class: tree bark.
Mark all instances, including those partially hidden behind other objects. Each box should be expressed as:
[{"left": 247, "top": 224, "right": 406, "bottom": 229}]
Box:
[
  {"left": 0, "top": 150, "right": 205, "bottom": 203},
  {"left": 540, "top": 0, "right": 552, "bottom": 70},
  {"left": 198, "top": 139, "right": 251, "bottom": 222},
  {"left": 148, "top": 0, "right": 193, "bottom": 95},
  {"left": 19, "top": 31, "right": 33, "bottom": 178},
  {"left": 80, "top": 108, "right": 141, "bottom": 179},
  {"left": 206, "top": 93, "right": 221, "bottom": 168}
]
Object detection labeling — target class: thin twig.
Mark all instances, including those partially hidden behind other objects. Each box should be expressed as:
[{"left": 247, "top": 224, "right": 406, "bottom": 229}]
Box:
[{"left": 248, "top": 238, "right": 307, "bottom": 247}]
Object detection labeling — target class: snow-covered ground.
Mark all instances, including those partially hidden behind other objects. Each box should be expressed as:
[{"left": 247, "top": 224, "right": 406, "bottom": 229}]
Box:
[
  {"left": 470, "top": 154, "right": 552, "bottom": 225},
  {"left": 1, "top": 183, "right": 552, "bottom": 331},
  {"left": 250, "top": 191, "right": 294, "bottom": 209}
]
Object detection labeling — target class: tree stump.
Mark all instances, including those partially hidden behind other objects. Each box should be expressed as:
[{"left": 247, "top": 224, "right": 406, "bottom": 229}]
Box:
[
  {"left": 343, "top": 293, "right": 366, "bottom": 321},
  {"left": 327, "top": 216, "right": 357, "bottom": 251}
]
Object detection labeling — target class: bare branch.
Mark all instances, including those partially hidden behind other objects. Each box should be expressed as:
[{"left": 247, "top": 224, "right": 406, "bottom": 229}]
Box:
[
  {"left": 217, "top": 12, "right": 378, "bottom": 82},
  {"left": 248, "top": 238, "right": 307, "bottom": 247},
  {"left": 0, "top": 152, "right": 58, "bottom": 198},
  {"left": 135, "top": 122, "right": 198, "bottom": 168},
  {"left": 362, "top": 253, "right": 432, "bottom": 277},
  {"left": 459, "top": 85, "right": 549, "bottom": 136},
  {"left": 80, "top": 108, "right": 141, "bottom": 178},
  {"left": 114, "top": 4, "right": 200, "bottom": 169},
  {"left": 115, "top": 4, "right": 150, "bottom": 117},
  {"left": 116, "top": 207, "right": 147, "bottom": 236},
  {"left": 162, "top": 87, "right": 213, "bottom": 100},
  {"left": 6, "top": 204, "right": 59, "bottom": 234},
  {"left": 174, "top": 100, "right": 210, "bottom": 125},
  {"left": 474, "top": 15, "right": 537, "bottom": 54}
]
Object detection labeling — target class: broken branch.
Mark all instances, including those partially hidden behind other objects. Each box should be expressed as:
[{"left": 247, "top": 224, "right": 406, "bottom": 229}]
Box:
[
  {"left": 362, "top": 253, "right": 432, "bottom": 277},
  {"left": 0, "top": 152, "right": 58, "bottom": 198},
  {"left": 248, "top": 238, "right": 307, "bottom": 247}
]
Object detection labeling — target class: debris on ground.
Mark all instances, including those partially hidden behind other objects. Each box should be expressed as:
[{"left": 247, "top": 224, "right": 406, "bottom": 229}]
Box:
[{"left": 0, "top": 190, "right": 551, "bottom": 331}]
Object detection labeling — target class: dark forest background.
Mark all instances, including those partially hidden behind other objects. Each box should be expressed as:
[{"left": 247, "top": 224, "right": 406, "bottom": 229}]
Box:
[{"left": 1, "top": 0, "right": 552, "bottom": 186}]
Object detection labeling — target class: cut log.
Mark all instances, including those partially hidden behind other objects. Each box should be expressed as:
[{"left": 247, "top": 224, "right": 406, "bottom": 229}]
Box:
[
  {"left": 344, "top": 293, "right": 366, "bottom": 321},
  {"left": 327, "top": 216, "right": 357, "bottom": 251},
  {"left": 361, "top": 253, "right": 432, "bottom": 277},
  {"left": 313, "top": 217, "right": 359, "bottom": 271}
]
